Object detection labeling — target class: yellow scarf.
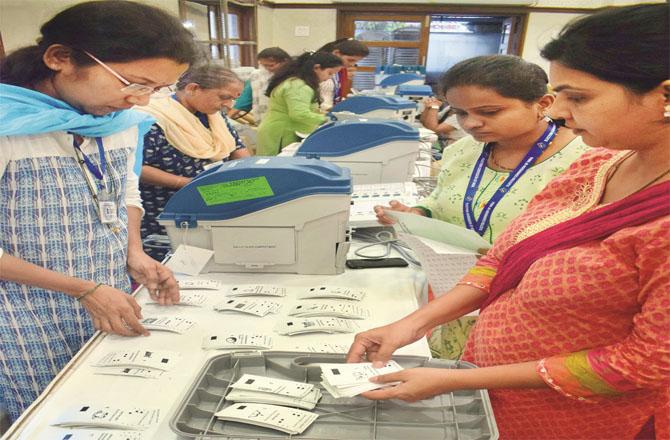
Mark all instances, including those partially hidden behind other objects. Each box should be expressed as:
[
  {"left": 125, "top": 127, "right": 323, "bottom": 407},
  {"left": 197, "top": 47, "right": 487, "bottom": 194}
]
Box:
[{"left": 137, "top": 96, "right": 236, "bottom": 161}]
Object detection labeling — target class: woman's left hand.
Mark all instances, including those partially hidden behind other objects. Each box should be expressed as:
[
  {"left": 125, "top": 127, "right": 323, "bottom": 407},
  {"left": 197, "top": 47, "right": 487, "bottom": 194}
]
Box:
[
  {"left": 361, "top": 368, "right": 454, "bottom": 402},
  {"left": 127, "top": 249, "right": 180, "bottom": 305}
]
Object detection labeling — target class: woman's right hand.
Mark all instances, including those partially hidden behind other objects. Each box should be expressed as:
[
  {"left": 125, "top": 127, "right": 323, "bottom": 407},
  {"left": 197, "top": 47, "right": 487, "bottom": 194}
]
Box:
[
  {"left": 374, "top": 200, "right": 425, "bottom": 225},
  {"left": 80, "top": 285, "right": 149, "bottom": 337},
  {"left": 346, "top": 319, "right": 424, "bottom": 366}
]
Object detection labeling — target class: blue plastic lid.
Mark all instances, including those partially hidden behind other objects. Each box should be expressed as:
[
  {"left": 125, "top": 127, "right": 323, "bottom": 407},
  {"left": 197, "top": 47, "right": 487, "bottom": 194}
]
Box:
[
  {"left": 159, "top": 157, "right": 351, "bottom": 226},
  {"left": 396, "top": 84, "right": 433, "bottom": 96},
  {"left": 295, "top": 119, "right": 419, "bottom": 158},
  {"left": 332, "top": 95, "right": 416, "bottom": 114},
  {"left": 379, "top": 73, "right": 425, "bottom": 87}
]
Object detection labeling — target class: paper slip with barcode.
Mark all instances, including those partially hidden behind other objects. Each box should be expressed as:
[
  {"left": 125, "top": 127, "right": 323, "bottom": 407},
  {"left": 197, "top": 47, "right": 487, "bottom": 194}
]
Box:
[
  {"left": 140, "top": 316, "right": 194, "bottom": 334},
  {"left": 177, "top": 278, "right": 225, "bottom": 290},
  {"left": 320, "top": 361, "right": 403, "bottom": 398},
  {"left": 51, "top": 406, "right": 160, "bottom": 430},
  {"left": 397, "top": 232, "right": 478, "bottom": 300},
  {"left": 38, "top": 430, "right": 145, "bottom": 440},
  {"left": 94, "top": 350, "right": 179, "bottom": 371},
  {"left": 274, "top": 317, "right": 359, "bottom": 335},
  {"left": 225, "top": 387, "right": 322, "bottom": 411},
  {"left": 93, "top": 367, "right": 165, "bottom": 379},
  {"left": 147, "top": 291, "right": 208, "bottom": 307},
  {"left": 231, "top": 374, "right": 314, "bottom": 398},
  {"left": 289, "top": 301, "right": 370, "bottom": 319},
  {"left": 202, "top": 333, "right": 273, "bottom": 350},
  {"left": 166, "top": 244, "right": 214, "bottom": 276},
  {"left": 215, "top": 403, "right": 318, "bottom": 435},
  {"left": 297, "top": 286, "right": 366, "bottom": 301},
  {"left": 226, "top": 284, "right": 287, "bottom": 297},
  {"left": 291, "top": 343, "right": 350, "bottom": 354},
  {"left": 213, "top": 298, "right": 281, "bottom": 317}
]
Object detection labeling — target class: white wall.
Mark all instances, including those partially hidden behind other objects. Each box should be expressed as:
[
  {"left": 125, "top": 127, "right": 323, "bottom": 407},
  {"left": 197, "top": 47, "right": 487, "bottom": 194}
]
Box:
[
  {"left": 522, "top": 12, "right": 584, "bottom": 72},
  {"left": 267, "top": 9, "right": 337, "bottom": 56},
  {"left": 0, "top": 0, "right": 179, "bottom": 53}
]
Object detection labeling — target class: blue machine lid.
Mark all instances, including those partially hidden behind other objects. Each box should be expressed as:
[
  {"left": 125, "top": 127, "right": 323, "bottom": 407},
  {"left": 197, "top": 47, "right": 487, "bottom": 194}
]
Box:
[
  {"left": 331, "top": 95, "right": 416, "bottom": 114},
  {"left": 295, "top": 119, "right": 419, "bottom": 158},
  {"left": 159, "top": 157, "right": 351, "bottom": 226},
  {"left": 378, "top": 73, "right": 425, "bottom": 87},
  {"left": 396, "top": 84, "right": 433, "bottom": 96}
]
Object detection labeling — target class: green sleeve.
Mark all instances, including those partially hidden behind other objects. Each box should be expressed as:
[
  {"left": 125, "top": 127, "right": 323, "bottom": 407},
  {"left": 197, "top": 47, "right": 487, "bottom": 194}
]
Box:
[
  {"left": 283, "top": 81, "right": 328, "bottom": 132},
  {"left": 233, "top": 80, "right": 253, "bottom": 111}
]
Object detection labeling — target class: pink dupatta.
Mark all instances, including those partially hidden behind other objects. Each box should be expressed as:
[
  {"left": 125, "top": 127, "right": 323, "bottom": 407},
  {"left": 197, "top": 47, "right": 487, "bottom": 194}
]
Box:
[{"left": 481, "top": 181, "right": 670, "bottom": 311}]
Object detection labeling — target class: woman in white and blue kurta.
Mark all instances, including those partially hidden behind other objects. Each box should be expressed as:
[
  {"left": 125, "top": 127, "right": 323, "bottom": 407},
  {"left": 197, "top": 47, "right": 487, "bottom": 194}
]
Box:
[{"left": 0, "top": 1, "right": 196, "bottom": 422}]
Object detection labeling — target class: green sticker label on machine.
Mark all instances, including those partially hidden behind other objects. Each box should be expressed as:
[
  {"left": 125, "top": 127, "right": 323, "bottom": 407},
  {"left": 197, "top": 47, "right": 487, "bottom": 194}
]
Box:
[{"left": 196, "top": 176, "right": 274, "bottom": 206}]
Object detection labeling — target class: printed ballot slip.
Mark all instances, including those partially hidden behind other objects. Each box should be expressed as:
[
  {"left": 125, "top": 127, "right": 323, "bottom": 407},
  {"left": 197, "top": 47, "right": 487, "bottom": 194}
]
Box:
[
  {"left": 215, "top": 402, "right": 318, "bottom": 435},
  {"left": 320, "top": 361, "right": 404, "bottom": 398}
]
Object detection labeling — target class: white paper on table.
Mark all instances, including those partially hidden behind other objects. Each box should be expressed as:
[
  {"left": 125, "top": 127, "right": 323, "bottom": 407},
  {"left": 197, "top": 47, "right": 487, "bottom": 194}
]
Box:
[
  {"left": 397, "top": 233, "right": 478, "bottom": 299},
  {"left": 387, "top": 210, "right": 490, "bottom": 253}
]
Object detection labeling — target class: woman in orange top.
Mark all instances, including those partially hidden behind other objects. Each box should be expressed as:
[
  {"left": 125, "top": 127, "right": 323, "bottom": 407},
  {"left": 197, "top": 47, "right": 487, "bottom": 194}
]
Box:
[{"left": 347, "top": 4, "right": 669, "bottom": 439}]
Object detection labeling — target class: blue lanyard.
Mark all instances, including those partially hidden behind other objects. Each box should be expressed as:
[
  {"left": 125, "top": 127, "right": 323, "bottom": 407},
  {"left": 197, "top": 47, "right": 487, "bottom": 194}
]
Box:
[
  {"left": 73, "top": 137, "right": 106, "bottom": 181},
  {"left": 463, "top": 121, "right": 558, "bottom": 236}
]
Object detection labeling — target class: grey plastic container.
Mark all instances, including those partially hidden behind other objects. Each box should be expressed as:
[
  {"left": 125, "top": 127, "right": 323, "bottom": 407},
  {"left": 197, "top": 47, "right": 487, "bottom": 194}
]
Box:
[{"left": 170, "top": 352, "right": 498, "bottom": 440}]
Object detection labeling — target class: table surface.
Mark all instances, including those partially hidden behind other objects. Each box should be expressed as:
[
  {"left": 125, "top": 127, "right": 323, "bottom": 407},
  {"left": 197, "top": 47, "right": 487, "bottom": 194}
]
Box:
[{"left": 5, "top": 247, "right": 431, "bottom": 440}]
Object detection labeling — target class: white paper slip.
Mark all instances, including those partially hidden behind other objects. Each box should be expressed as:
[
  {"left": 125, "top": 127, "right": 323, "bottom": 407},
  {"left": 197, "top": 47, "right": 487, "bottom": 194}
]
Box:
[
  {"left": 297, "top": 286, "right": 366, "bottom": 301},
  {"left": 41, "top": 430, "right": 145, "bottom": 440},
  {"left": 213, "top": 298, "right": 281, "bottom": 317},
  {"left": 397, "top": 233, "right": 478, "bottom": 299},
  {"left": 147, "top": 291, "right": 208, "bottom": 307},
  {"left": 274, "top": 317, "right": 359, "bottom": 336},
  {"left": 166, "top": 244, "right": 214, "bottom": 276},
  {"left": 94, "top": 350, "right": 179, "bottom": 371},
  {"left": 177, "top": 278, "right": 225, "bottom": 290},
  {"left": 320, "top": 361, "right": 404, "bottom": 398},
  {"left": 231, "top": 374, "right": 314, "bottom": 398},
  {"left": 321, "top": 361, "right": 403, "bottom": 387},
  {"left": 93, "top": 367, "right": 165, "bottom": 379},
  {"left": 289, "top": 301, "right": 370, "bottom": 319},
  {"left": 51, "top": 406, "right": 160, "bottom": 430},
  {"left": 140, "top": 316, "right": 194, "bottom": 334},
  {"left": 226, "top": 284, "right": 287, "bottom": 297},
  {"left": 388, "top": 209, "right": 491, "bottom": 253},
  {"left": 225, "top": 388, "right": 321, "bottom": 410},
  {"left": 291, "top": 343, "right": 350, "bottom": 354},
  {"left": 202, "top": 333, "right": 273, "bottom": 350},
  {"left": 215, "top": 403, "right": 318, "bottom": 435}
]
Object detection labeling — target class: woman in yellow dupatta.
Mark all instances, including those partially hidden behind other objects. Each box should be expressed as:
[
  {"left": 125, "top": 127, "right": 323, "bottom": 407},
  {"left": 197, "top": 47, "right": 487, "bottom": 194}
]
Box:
[{"left": 136, "top": 63, "right": 251, "bottom": 260}]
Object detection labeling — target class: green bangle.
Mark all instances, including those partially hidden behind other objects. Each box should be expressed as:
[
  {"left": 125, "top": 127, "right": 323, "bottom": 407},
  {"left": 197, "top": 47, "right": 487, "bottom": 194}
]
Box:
[{"left": 76, "top": 282, "right": 103, "bottom": 302}]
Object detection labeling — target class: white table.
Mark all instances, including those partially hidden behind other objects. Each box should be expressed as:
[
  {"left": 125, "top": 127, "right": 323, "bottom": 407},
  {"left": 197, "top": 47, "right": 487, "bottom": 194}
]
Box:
[{"left": 4, "top": 249, "right": 430, "bottom": 440}]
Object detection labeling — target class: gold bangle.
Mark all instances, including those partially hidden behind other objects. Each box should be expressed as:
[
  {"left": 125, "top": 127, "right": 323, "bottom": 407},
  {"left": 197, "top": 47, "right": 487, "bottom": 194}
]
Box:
[{"left": 76, "top": 282, "right": 103, "bottom": 302}]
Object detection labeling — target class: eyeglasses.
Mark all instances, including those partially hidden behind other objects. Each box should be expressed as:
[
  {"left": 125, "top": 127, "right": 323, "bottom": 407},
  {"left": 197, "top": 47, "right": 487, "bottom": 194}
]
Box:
[{"left": 84, "top": 51, "right": 176, "bottom": 97}]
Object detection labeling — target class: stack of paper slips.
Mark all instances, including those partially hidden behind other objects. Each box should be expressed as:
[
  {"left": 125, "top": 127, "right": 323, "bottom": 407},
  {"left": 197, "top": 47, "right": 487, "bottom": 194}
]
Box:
[
  {"left": 215, "top": 402, "right": 318, "bottom": 435},
  {"left": 225, "top": 374, "right": 322, "bottom": 410},
  {"left": 213, "top": 298, "right": 281, "bottom": 317},
  {"left": 320, "top": 361, "right": 403, "bottom": 398},
  {"left": 50, "top": 405, "right": 160, "bottom": 430}
]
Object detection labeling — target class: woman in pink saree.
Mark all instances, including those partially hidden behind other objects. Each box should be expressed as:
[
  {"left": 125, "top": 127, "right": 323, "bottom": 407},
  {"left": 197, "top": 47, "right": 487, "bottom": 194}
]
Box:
[{"left": 347, "top": 4, "right": 669, "bottom": 439}]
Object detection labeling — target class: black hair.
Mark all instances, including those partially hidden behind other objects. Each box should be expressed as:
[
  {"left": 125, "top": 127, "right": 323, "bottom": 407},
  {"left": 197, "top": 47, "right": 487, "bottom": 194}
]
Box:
[
  {"left": 318, "top": 38, "right": 369, "bottom": 57},
  {"left": 265, "top": 52, "right": 343, "bottom": 103},
  {"left": 439, "top": 55, "right": 549, "bottom": 102},
  {"left": 541, "top": 4, "right": 669, "bottom": 94},
  {"left": 257, "top": 47, "right": 291, "bottom": 63},
  {"left": 0, "top": 0, "right": 197, "bottom": 88}
]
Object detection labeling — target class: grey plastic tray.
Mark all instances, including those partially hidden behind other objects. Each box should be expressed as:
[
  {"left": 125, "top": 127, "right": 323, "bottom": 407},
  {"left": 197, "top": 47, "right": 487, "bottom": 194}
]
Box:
[{"left": 170, "top": 352, "right": 498, "bottom": 440}]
